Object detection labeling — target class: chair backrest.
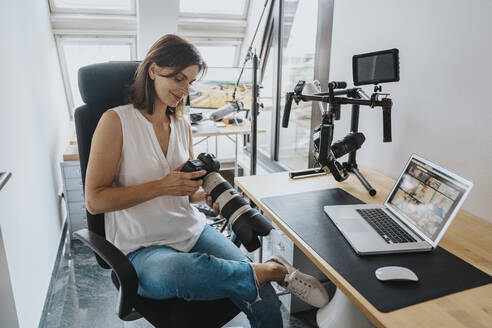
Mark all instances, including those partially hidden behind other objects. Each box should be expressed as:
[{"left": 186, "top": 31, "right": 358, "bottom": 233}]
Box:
[{"left": 74, "top": 61, "right": 139, "bottom": 268}]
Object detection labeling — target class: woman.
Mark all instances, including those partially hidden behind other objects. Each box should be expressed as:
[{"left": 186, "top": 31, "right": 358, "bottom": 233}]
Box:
[{"left": 85, "top": 34, "right": 328, "bottom": 327}]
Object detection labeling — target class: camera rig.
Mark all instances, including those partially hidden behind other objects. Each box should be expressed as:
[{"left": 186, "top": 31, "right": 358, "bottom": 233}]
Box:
[{"left": 282, "top": 80, "right": 394, "bottom": 196}]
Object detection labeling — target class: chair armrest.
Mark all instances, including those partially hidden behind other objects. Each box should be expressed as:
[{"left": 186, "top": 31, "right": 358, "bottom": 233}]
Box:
[{"left": 74, "top": 229, "right": 140, "bottom": 320}]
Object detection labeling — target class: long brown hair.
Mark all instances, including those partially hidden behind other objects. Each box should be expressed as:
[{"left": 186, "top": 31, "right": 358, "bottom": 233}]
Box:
[{"left": 127, "top": 34, "right": 206, "bottom": 116}]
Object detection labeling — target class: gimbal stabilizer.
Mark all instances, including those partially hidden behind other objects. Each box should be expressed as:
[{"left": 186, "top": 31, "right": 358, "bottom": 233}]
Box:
[{"left": 282, "top": 80, "right": 394, "bottom": 196}]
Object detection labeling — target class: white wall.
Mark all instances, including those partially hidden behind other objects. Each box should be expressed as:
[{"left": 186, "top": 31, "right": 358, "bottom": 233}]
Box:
[
  {"left": 137, "top": 0, "right": 179, "bottom": 59},
  {"left": 328, "top": 0, "right": 492, "bottom": 223},
  {"left": 0, "top": 0, "right": 71, "bottom": 327}
]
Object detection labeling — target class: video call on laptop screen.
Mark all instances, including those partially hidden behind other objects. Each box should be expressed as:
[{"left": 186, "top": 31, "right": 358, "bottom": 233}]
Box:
[{"left": 387, "top": 158, "right": 468, "bottom": 241}]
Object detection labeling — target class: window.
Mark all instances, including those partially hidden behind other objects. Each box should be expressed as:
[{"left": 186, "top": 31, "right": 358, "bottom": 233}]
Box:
[
  {"left": 49, "top": 0, "right": 137, "bottom": 116},
  {"left": 178, "top": 0, "right": 251, "bottom": 68},
  {"left": 189, "top": 66, "right": 253, "bottom": 109},
  {"left": 56, "top": 37, "right": 135, "bottom": 110},
  {"left": 257, "top": 59, "right": 274, "bottom": 158},
  {"left": 49, "top": 0, "right": 136, "bottom": 14},
  {"left": 180, "top": 0, "right": 248, "bottom": 18},
  {"left": 278, "top": 0, "right": 318, "bottom": 170},
  {"left": 196, "top": 46, "right": 238, "bottom": 67}
]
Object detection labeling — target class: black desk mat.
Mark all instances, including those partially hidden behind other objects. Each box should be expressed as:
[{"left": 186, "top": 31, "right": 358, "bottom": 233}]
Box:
[{"left": 261, "top": 188, "right": 492, "bottom": 312}]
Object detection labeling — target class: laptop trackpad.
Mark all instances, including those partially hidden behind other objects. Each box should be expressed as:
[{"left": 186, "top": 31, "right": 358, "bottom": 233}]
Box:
[{"left": 340, "top": 219, "right": 370, "bottom": 233}]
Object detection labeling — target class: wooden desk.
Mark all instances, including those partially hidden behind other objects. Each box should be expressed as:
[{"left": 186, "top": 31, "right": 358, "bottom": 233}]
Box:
[
  {"left": 191, "top": 120, "right": 266, "bottom": 177},
  {"left": 63, "top": 144, "right": 79, "bottom": 161},
  {"left": 192, "top": 120, "right": 265, "bottom": 137},
  {"left": 235, "top": 168, "right": 492, "bottom": 328}
]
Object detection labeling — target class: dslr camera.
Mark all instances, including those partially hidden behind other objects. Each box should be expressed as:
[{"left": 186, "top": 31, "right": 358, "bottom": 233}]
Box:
[{"left": 182, "top": 153, "right": 273, "bottom": 251}]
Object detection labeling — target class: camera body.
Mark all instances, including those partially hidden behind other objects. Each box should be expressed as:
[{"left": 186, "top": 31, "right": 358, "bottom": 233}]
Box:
[
  {"left": 181, "top": 153, "right": 273, "bottom": 251},
  {"left": 182, "top": 153, "right": 220, "bottom": 179}
]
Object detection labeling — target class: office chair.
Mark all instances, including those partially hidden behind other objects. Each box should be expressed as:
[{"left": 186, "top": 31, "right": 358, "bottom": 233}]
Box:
[{"left": 73, "top": 61, "right": 240, "bottom": 327}]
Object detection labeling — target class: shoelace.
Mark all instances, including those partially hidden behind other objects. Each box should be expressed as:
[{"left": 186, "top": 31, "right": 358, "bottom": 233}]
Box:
[{"left": 285, "top": 270, "right": 310, "bottom": 298}]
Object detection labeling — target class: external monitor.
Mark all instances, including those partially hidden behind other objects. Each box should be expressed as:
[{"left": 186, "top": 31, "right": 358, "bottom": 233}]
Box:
[{"left": 353, "top": 48, "right": 400, "bottom": 86}]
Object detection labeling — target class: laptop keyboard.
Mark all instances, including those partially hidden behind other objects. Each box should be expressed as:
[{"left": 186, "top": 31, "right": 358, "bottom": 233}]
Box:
[{"left": 356, "top": 208, "right": 417, "bottom": 244}]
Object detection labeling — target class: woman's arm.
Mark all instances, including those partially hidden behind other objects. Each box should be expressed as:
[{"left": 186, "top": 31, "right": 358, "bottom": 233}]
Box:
[{"left": 85, "top": 110, "right": 205, "bottom": 214}]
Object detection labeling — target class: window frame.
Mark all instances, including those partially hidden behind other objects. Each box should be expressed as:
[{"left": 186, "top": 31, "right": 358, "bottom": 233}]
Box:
[
  {"left": 179, "top": 0, "right": 250, "bottom": 20},
  {"left": 192, "top": 40, "right": 242, "bottom": 67},
  {"left": 48, "top": 0, "right": 136, "bottom": 15},
  {"left": 48, "top": 0, "right": 255, "bottom": 119},
  {"left": 55, "top": 35, "right": 137, "bottom": 115}
]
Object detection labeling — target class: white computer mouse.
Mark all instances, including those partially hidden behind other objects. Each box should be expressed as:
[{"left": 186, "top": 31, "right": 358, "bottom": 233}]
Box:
[{"left": 375, "top": 266, "right": 419, "bottom": 282}]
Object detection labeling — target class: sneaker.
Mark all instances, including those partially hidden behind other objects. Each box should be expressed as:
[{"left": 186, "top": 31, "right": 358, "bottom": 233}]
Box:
[{"left": 267, "top": 255, "right": 330, "bottom": 308}]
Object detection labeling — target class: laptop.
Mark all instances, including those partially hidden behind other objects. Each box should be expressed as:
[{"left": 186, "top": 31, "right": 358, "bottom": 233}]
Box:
[{"left": 324, "top": 154, "right": 473, "bottom": 255}]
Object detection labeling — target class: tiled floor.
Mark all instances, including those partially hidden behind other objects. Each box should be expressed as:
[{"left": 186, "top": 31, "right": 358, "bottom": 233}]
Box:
[{"left": 40, "top": 234, "right": 317, "bottom": 328}]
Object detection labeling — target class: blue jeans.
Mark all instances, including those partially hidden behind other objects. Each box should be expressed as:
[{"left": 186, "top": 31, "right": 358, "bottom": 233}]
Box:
[{"left": 128, "top": 225, "right": 283, "bottom": 328}]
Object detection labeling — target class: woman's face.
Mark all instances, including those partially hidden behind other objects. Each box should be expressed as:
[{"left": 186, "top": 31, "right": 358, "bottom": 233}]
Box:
[{"left": 149, "top": 63, "right": 199, "bottom": 109}]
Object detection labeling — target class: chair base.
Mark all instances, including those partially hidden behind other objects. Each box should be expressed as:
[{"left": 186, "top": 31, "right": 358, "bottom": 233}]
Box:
[{"left": 135, "top": 295, "right": 240, "bottom": 328}]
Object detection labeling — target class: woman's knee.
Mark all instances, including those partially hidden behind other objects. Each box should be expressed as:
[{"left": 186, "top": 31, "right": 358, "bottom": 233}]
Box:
[{"left": 138, "top": 253, "right": 198, "bottom": 291}]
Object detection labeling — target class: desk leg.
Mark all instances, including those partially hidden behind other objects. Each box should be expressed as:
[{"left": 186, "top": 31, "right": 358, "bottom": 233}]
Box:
[
  {"left": 234, "top": 134, "right": 238, "bottom": 179},
  {"left": 316, "top": 288, "right": 373, "bottom": 328}
]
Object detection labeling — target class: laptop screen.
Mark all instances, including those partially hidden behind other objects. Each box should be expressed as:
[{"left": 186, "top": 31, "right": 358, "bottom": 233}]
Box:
[{"left": 387, "top": 157, "right": 471, "bottom": 242}]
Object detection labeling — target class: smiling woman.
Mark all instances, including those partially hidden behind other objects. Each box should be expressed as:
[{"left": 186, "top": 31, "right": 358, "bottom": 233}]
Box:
[
  {"left": 127, "top": 34, "right": 207, "bottom": 117},
  {"left": 84, "top": 33, "right": 328, "bottom": 328},
  {"left": 151, "top": 64, "right": 199, "bottom": 111}
]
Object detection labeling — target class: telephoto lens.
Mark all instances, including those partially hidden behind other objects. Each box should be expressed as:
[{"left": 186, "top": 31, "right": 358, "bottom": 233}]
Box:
[{"left": 182, "top": 153, "right": 273, "bottom": 251}]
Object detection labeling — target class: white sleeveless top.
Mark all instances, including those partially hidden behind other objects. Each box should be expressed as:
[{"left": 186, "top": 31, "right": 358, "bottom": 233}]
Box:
[{"left": 105, "top": 104, "right": 206, "bottom": 254}]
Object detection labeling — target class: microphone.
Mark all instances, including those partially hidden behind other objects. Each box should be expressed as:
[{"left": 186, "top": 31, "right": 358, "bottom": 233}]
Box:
[{"left": 209, "top": 101, "right": 244, "bottom": 121}]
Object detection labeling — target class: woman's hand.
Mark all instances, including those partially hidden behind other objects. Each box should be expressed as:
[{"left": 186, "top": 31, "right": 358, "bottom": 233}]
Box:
[
  {"left": 206, "top": 195, "right": 221, "bottom": 216},
  {"left": 159, "top": 163, "right": 206, "bottom": 196}
]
